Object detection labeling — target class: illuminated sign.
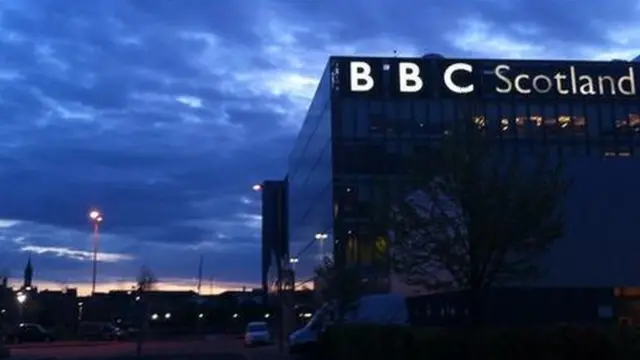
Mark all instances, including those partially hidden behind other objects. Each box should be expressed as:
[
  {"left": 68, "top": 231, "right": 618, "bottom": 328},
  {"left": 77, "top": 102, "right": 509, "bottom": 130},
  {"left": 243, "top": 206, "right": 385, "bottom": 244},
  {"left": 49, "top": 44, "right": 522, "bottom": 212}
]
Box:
[
  {"left": 493, "top": 64, "right": 636, "bottom": 96},
  {"left": 344, "top": 59, "right": 638, "bottom": 97}
]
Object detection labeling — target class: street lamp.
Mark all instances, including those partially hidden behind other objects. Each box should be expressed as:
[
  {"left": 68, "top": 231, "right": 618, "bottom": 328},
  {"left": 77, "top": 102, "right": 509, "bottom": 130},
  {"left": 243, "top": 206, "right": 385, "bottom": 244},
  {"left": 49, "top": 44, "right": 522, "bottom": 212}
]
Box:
[
  {"left": 252, "top": 184, "right": 263, "bottom": 192},
  {"left": 289, "top": 257, "right": 299, "bottom": 271},
  {"left": 16, "top": 292, "right": 26, "bottom": 304},
  {"left": 16, "top": 292, "right": 26, "bottom": 322},
  {"left": 315, "top": 233, "right": 328, "bottom": 261},
  {"left": 88, "top": 208, "right": 104, "bottom": 295}
]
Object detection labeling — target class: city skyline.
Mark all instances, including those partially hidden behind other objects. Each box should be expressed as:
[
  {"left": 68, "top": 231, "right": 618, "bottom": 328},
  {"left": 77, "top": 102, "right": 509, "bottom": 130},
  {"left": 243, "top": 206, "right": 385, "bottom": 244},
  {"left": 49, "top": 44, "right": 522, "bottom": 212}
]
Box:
[{"left": 0, "top": 0, "right": 637, "bottom": 292}]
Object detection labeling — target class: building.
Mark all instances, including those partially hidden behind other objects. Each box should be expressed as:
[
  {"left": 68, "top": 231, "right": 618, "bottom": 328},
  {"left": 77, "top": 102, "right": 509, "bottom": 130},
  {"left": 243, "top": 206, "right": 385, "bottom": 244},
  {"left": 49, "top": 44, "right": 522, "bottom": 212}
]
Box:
[
  {"left": 36, "top": 289, "right": 79, "bottom": 332},
  {"left": 23, "top": 255, "right": 33, "bottom": 290},
  {"left": 260, "top": 179, "right": 289, "bottom": 297},
  {"left": 288, "top": 55, "right": 640, "bottom": 295}
]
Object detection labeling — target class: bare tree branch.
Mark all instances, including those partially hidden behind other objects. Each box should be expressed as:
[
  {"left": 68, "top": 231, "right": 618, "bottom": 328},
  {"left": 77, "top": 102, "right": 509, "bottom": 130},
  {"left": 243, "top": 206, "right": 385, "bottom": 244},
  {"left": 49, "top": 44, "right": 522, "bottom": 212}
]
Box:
[
  {"left": 390, "top": 119, "right": 569, "bottom": 321},
  {"left": 137, "top": 265, "right": 158, "bottom": 292}
]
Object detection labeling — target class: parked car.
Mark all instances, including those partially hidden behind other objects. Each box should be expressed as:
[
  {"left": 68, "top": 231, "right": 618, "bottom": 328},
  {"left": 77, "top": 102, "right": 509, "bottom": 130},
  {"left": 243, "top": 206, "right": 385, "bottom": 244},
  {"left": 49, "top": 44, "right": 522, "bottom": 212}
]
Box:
[
  {"left": 79, "top": 322, "right": 127, "bottom": 341},
  {"left": 244, "top": 321, "right": 270, "bottom": 347},
  {"left": 5, "top": 323, "right": 53, "bottom": 344}
]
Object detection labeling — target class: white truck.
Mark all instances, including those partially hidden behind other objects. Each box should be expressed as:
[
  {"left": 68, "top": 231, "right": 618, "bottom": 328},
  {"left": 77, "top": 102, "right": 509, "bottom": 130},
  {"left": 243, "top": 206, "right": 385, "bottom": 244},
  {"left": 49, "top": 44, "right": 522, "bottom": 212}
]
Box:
[{"left": 288, "top": 293, "right": 408, "bottom": 354}]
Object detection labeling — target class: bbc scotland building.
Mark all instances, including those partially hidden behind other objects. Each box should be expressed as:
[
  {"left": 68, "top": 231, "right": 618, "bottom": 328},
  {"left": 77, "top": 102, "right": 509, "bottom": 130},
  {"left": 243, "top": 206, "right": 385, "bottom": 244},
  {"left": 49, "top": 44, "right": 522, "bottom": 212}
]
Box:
[{"left": 287, "top": 54, "right": 640, "bottom": 296}]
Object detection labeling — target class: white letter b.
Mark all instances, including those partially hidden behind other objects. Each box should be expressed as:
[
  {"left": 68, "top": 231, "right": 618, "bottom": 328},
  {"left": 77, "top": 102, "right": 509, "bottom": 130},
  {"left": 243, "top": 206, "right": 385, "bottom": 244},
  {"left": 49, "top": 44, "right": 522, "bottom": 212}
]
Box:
[
  {"left": 399, "top": 62, "right": 423, "bottom": 92},
  {"left": 349, "top": 61, "right": 374, "bottom": 92}
]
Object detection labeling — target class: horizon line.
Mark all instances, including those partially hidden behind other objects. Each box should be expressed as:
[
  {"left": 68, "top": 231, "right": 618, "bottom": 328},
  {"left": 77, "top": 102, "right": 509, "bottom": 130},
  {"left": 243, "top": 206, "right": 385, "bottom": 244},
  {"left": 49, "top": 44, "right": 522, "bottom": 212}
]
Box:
[{"left": 3, "top": 277, "right": 259, "bottom": 297}]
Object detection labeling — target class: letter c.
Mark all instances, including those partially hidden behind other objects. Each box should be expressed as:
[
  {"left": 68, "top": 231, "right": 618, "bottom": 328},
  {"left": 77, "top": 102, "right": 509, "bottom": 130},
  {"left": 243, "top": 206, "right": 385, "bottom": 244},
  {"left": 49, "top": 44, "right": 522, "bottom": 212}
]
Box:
[
  {"left": 514, "top": 74, "right": 531, "bottom": 94},
  {"left": 443, "top": 63, "right": 474, "bottom": 94}
]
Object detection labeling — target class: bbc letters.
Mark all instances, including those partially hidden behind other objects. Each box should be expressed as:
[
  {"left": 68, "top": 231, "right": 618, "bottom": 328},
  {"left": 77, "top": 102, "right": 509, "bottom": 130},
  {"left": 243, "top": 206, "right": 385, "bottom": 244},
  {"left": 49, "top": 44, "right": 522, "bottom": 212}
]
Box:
[{"left": 348, "top": 60, "right": 637, "bottom": 97}]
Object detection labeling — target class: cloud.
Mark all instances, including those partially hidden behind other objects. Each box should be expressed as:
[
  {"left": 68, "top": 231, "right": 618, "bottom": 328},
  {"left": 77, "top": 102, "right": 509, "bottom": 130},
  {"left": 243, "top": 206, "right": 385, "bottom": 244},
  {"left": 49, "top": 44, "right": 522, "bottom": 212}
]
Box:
[
  {"left": 0, "top": 0, "right": 638, "bottom": 289},
  {"left": 20, "top": 245, "right": 133, "bottom": 263}
]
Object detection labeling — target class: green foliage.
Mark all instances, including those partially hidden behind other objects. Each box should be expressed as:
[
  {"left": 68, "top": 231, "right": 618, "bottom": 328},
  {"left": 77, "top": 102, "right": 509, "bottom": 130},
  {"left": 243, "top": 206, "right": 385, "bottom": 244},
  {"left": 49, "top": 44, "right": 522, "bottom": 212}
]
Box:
[
  {"left": 314, "top": 256, "right": 364, "bottom": 320},
  {"left": 322, "top": 324, "right": 640, "bottom": 360},
  {"left": 390, "top": 119, "right": 570, "bottom": 296}
]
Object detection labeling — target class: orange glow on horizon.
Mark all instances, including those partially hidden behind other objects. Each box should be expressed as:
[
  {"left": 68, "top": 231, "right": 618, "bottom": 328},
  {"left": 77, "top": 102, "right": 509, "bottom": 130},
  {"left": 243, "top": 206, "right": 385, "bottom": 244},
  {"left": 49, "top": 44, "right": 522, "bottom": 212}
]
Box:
[{"left": 5, "top": 278, "right": 258, "bottom": 296}]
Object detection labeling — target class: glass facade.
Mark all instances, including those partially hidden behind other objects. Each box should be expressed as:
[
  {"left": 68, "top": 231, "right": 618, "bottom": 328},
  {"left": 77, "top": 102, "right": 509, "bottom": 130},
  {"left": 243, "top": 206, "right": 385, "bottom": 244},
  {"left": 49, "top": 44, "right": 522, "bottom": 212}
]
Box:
[
  {"left": 261, "top": 180, "right": 288, "bottom": 296},
  {"left": 287, "top": 65, "right": 334, "bottom": 283},
  {"left": 289, "top": 56, "right": 640, "bottom": 292}
]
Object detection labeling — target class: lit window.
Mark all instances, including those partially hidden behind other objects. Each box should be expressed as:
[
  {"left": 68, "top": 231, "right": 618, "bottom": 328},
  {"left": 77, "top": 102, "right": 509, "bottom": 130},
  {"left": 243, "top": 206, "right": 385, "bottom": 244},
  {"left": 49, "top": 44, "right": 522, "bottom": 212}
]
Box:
[
  {"left": 530, "top": 116, "right": 543, "bottom": 127},
  {"left": 629, "top": 113, "right": 640, "bottom": 132},
  {"left": 572, "top": 116, "right": 586, "bottom": 127},
  {"left": 558, "top": 116, "right": 571, "bottom": 128},
  {"left": 473, "top": 116, "right": 486, "bottom": 129},
  {"left": 500, "top": 118, "right": 509, "bottom": 131}
]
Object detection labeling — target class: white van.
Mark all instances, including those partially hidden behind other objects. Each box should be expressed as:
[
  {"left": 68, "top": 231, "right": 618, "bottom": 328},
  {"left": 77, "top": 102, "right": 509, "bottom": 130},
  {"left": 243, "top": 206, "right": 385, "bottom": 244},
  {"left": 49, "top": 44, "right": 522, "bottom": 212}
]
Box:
[{"left": 288, "top": 294, "right": 408, "bottom": 354}]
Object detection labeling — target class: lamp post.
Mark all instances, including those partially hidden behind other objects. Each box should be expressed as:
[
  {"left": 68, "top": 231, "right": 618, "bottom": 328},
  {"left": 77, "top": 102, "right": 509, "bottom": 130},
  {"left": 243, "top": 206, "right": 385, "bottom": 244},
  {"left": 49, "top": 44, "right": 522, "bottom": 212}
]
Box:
[
  {"left": 315, "top": 233, "right": 328, "bottom": 262},
  {"left": 289, "top": 257, "right": 299, "bottom": 271},
  {"left": 16, "top": 292, "right": 26, "bottom": 323},
  {"left": 88, "top": 209, "right": 103, "bottom": 295}
]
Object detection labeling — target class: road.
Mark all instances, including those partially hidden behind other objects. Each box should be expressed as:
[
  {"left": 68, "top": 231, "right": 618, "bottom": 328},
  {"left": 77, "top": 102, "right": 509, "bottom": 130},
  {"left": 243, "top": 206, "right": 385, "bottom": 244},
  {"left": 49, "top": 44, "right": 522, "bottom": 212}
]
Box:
[{"left": 7, "top": 336, "right": 289, "bottom": 360}]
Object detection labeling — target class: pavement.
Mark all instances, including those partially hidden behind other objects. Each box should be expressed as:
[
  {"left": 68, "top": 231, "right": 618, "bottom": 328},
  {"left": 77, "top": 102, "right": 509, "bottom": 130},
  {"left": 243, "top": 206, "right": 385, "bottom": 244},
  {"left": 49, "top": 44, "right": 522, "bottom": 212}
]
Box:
[{"left": 5, "top": 335, "right": 293, "bottom": 360}]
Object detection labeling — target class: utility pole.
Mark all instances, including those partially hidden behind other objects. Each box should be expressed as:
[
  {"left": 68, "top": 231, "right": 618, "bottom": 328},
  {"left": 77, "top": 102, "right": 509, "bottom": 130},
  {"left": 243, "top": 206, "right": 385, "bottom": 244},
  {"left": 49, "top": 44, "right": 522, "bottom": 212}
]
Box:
[
  {"left": 196, "top": 255, "right": 203, "bottom": 294},
  {"left": 277, "top": 261, "right": 284, "bottom": 353},
  {"left": 88, "top": 209, "right": 104, "bottom": 295},
  {"left": 196, "top": 255, "right": 203, "bottom": 335}
]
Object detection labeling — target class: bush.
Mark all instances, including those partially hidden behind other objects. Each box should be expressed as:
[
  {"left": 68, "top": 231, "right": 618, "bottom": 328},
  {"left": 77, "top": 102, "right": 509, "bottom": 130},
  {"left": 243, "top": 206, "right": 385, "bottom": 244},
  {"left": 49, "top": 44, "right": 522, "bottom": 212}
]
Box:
[{"left": 322, "top": 325, "right": 640, "bottom": 360}]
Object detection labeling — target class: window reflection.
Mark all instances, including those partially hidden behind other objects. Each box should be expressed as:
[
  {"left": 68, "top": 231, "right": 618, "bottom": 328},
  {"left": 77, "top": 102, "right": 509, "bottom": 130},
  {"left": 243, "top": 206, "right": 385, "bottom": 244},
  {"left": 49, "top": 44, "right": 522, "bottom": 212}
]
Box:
[{"left": 330, "top": 93, "right": 638, "bottom": 288}]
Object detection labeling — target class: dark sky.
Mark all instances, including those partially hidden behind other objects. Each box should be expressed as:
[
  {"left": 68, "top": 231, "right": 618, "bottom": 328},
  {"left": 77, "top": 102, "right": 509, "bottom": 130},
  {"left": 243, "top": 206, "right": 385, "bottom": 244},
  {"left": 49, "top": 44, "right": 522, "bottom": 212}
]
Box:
[{"left": 0, "top": 0, "right": 636, "bottom": 294}]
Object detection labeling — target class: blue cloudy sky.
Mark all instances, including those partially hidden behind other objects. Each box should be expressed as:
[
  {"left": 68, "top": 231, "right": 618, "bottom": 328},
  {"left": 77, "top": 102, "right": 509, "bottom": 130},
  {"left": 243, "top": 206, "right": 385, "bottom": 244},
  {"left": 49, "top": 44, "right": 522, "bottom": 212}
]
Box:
[{"left": 0, "top": 0, "right": 638, "bottom": 295}]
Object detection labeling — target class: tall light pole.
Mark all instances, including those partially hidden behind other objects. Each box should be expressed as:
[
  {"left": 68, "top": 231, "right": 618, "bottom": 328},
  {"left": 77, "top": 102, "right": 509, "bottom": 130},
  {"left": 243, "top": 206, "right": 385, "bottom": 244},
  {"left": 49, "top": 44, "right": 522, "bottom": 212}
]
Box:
[
  {"left": 88, "top": 209, "right": 103, "bottom": 295},
  {"left": 289, "top": 257, "right": 299, "bottom": 271},
  {"left": 315, "top": 233, "right": 328, "bottom": 262},
  {"left": 16, "top": 291, "right": 26, "bottom": 323}
]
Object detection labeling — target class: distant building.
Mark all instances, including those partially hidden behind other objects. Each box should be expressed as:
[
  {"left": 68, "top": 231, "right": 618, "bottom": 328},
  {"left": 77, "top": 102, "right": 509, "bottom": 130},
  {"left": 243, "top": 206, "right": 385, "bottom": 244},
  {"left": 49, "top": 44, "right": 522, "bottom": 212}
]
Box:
[
  {"left": 36, "top": 289, "right": 78, "bottom": 331},
  {"left": 288, "top": 55, "right": 640, "bottom": 294},
  {"left": 22, "top": 254, "right": 33, "bottom": 291},
  {"left": 80, "top": 290, "right": 201, "bottom": 325},
  {"left": 260, "top": 179, "right": 289, "bottom": 299}
]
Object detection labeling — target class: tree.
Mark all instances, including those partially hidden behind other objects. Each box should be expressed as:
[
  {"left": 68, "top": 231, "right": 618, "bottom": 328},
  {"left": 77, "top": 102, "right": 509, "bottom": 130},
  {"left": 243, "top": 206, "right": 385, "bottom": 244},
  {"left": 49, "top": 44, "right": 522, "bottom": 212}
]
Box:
[
  {"left": 135, "top": 265, "right": 158, "bottom": 356},
  {"left": 314, "top": 256, "right": 364, "bottom": 322},
  {"left": 0, "top": 268, "right": 9, "bottom": 288},
  {"left": 137, "top": 265, "right": 158, "bottom": 292},
  {"left": 390, "top": 119, "right": 569, "bottom": 323}
]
